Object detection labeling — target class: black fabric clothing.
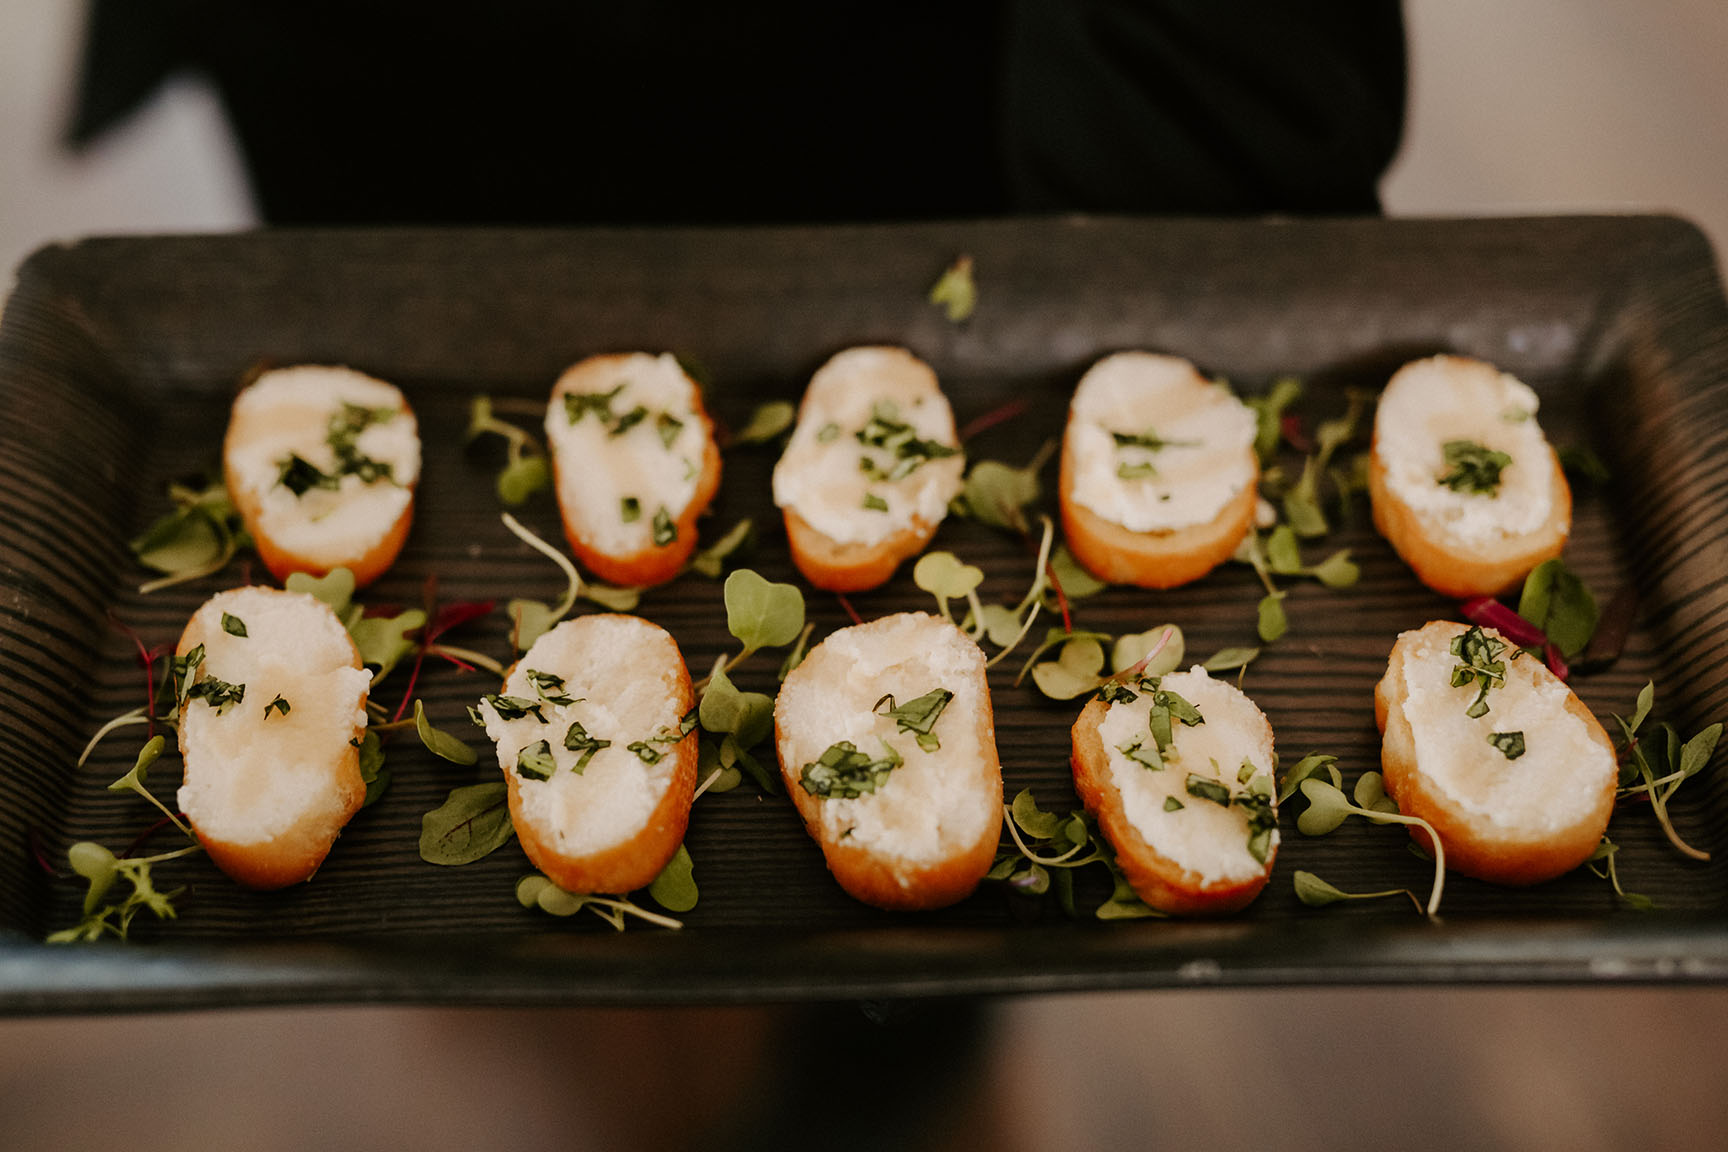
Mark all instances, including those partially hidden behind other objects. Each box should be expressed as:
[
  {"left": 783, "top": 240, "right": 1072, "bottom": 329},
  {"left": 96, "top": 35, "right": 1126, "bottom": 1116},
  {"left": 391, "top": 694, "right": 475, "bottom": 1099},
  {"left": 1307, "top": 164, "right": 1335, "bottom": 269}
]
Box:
[{"left": 69, "top": 1, "right": 1406, "bottom": 224}]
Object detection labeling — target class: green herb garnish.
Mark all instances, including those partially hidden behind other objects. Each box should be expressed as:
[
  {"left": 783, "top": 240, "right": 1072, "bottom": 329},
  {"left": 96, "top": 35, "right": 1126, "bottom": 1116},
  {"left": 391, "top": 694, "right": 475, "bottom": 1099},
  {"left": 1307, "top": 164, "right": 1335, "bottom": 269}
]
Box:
[
  {"left": 862, "top": 492, "right": 889, "bottom": 513},
  {"left": 1185, "top": 774, "right": 1231, "bottom": 807},
  {"left": 652, "top": 506, "right": 677, "bottom": 546},
  {"left": 1488, "top": 730, "right": 1526, "bottom": 760},
  {"left": 610, "top": 404, "right": 649, "bottom": 438},
  {"left": 1449, "top": 625, "right": 1508, "bottom": 718},
  {"left": 621, "top": 497, "right": 641, "bottom": 522},
  {"left": 263, "top": 694, "right": 291, "bottom": 718},
  {"left": 516, "top": 739, "right": 556, "bottom": 781},
  {"left": 526, "top": 669, "right": 577, "bottom": 706},
  {"left": 856, "top": 402, "right": 959, "bottom": 482},
  {"left": 562, "top": 720, "right": 610, "bottom": 772},
  {"left": 1163, "top": 797, "right": 1184, "bottom": 812},
  {"left": 1439, "top": 439, "right": 1512, "bottom": 495},
  {"left": 816, "top": 422, "right": 840, "bottom": 443},
  {"left": 276, "top": 453, "right": 336, "bottom": 496},
  {"left": 800, "top": 740, "right": 903, "bottom": 799},
  {"left": 221, "top": 613, "right": 248, "bottom": 638},
  {"left": 655, "top": 412, "right": 684, "bottom": 448},
  {"left": 483, "top": 693, "right": 546, "bottom": 723},
  {"left": 874, "top": 688, "right": 954, "bottom": 752},
  {"left": 564, "top": 384, "right": 624, "bottom": 425}
]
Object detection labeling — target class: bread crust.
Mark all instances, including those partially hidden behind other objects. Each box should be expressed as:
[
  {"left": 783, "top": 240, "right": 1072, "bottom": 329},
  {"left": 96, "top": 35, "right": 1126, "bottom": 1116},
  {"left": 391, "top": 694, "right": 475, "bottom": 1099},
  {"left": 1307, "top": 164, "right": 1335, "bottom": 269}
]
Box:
[
  {"left": 224, "top": 380, "right": 416, "bottom": 590},
  {"left": 1374, "top": 620, "right": 1616, "bottom": 886},
  {"left": 782, "top": 505, "right": 941, "bottom": 593},
  {"left": 774, "top": 613, "right": 1002, "bottom": 911},
  {"left": 176, "top": 587, "right": 367, "bottom": 890},
  {"left": 1059, "top": 452, "right": 1259, "bottom": 589},
  {"left": 1069, "top": 692, "right": 1276, "bottom": 917},
  {"left": 548, "top": 354, "right": 722, "bottom": 588},
  {"left": 496, "top": 615, "right": 697, "bottom": 895},
  {"left": 1368, "top": 439, "right": 1570, "bottom": 599}
]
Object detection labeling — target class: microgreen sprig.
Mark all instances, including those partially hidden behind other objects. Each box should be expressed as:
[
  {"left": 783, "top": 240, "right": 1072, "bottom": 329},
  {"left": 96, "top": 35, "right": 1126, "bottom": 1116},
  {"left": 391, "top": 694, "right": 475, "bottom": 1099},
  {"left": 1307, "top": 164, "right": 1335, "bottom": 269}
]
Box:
[
  {"left": 130, "top": 476, "right": 250, "bottom": 593},
  {"left": 989, "top": 790, "right": 1163, "bottom": 919},
  {"left": 1586, "top": 836, "right": 1655, "bottom": 910},
  {"left": 467, "top": 394, "right": 552, "bottom": 506},
  {"left": 1612, "top": 681, "right": 1722, "bottom": 861},
  {"left": 1292, "top": 770, "right": 1447, "bottom": 918},
  {"left": 516, "top": 872, "right": 685, "bottom": 930}
]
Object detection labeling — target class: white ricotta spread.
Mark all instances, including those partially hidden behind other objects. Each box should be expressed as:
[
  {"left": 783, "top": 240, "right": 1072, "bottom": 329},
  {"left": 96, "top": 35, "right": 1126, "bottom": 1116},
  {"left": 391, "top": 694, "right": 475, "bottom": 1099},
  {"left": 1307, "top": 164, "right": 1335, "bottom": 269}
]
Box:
[
  {"left": 1374, "top": 356, "right": 1555, "bottom": 545},
  {"left": 775, "top": 613, "right": 998, "bottom": 866},
  {"left": 544, "top": 353, "right": 709, "bottom": 556},
  {"left": 771, "top": 347, "right": 964, "bottom": 547},
  {"left": 478, "top": 615, "right": 686, "bottom": 859},
  {"left": 1396, "top": 624, "right": 1610, "bottom": 834},
  {"left": 177, "top": 588, "right": 371, "bottom": 844},
  {"left": 1098, "top": 667, "right": 1277, "bottom": 884},
  {"left": 1065, "top": 352, "right": 1258, "bottom": 533},
  {"left": 226, "top": 366, "right": 420, "bottom": 567}
]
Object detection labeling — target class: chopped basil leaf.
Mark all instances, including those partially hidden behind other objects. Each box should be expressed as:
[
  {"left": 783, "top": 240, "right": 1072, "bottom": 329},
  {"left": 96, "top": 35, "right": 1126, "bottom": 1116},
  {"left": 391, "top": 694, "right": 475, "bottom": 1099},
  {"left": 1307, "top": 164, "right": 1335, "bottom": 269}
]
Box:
[
  {"left": 799, "top": 740, "right": 903, "bottom": 799},
  {"left": 221, "top": 613, "right": 248, "bottom": 638},
  {"left": 516, "top": 739, "right": 556, "bottom": 781},
  {"left": 563, "top": 721, "right": 610, "bottom": 772},
  {"left": 862, "top": 492, "right": 889, "bottom": 512},
  {"left": 325, "top": 402, "right": 396, "bottom": 485},
  {"left": 620, "top": 497, "right": 641, "bottom": 522},
  {"left": 483, "top": 693, "right": 546, "bottom": 723},
  {"left": 1185, "top": 774, "right": 1231, "bottom": 807},
  {"left": 855, "top": 402, "right": 959, "bottom": 482},
  {"left": 610, "top": 405, "right": 649, "bottom": 438},
  {"left": 264, "top": 694, "right": 291, "bottom": 718},
  {"left": 276, "top": 453, "right": 336, "bottom": 496},
  {"left": 874, "top": 688, "right": 953, "bottom": 752},
  {"left": 1111, "top": 428, "right": 1197, "bottom": 453},
  {"left": 186, "top": 675, "right": 245, "bottom": 715},
  {"left": 655, "top": 412, "right": 684, "bottom": 448},
  {"left": 1439, "top": 439, "right": 1512, "bottom": 495},
  {"left": 1118, "top": 736, "right": 1164, "bottom": 772},
  {"left": 1449, "top": 625, "right": 1508, "bottom": 718},
  {"left": 817, "top": 422, "right": 840, "bottom": 443},
  {"left": 565, "top": 384, "right": 624, "bottom": 426},
  {"left": 1489, "top": 730, "right": 1527, "bottom": 760},
  {"left": 1163, "top": 796, "right": 1185, "bottom": 812},
  {"left": 628, "top": 740, "right": 664, "bottom": 765},
  {"left": 652, "top": 506, "right": 677, "bottom": 546},
  {"left": 1116, "top": 461, "right": 1158, "bottom": 481},
  {"left": 526, "top": 669, "right": 577, "bottom": 706}
]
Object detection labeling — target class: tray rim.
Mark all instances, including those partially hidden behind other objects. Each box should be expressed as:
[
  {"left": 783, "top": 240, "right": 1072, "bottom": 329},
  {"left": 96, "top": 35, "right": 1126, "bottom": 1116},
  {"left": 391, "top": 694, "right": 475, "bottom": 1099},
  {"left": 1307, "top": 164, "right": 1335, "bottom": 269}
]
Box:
[{"left": 4, "top": 213, "right": 1728, "bottom": 1014}]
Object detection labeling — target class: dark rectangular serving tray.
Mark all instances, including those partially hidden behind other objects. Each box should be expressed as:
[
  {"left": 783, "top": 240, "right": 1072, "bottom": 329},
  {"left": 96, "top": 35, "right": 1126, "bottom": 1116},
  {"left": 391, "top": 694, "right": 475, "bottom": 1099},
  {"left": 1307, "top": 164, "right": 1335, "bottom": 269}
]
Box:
[{"left": 4, "top": 216, "right": 1728, "bottom": 1014}]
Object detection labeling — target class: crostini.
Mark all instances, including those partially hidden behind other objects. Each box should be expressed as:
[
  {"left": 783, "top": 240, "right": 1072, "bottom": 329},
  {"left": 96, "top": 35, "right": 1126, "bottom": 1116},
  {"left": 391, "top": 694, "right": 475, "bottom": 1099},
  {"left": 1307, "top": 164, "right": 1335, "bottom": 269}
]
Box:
[
  {"left": 1058, "top": 352, "right": 1259, "bottom": 589},
  {"left": 772, "top": 346, "right": 965, "bottom": 592},
  {"left": 1368, "top": 355, "right": 1571, "bottom": 598},
  {"left": 175, "top": 586, "right": 372, "bottom": 890},
  {"left": 223, "top": 364, "right": 420, "bottom": 588},
  {"left": 473, "top": 614, "right": 697, "bottom": 895},
  {"left": 1070, "top": 666, "right": 1279, "bottom": 916},
  {"left": 1374, "top": 620, "right": 1616, "bottom": 886},
  {"left": 544, "top": 352, "right": 722, "bottom": 588},
  {"left": 774, "top": 612, "right": 1002, "bottom": 910}
]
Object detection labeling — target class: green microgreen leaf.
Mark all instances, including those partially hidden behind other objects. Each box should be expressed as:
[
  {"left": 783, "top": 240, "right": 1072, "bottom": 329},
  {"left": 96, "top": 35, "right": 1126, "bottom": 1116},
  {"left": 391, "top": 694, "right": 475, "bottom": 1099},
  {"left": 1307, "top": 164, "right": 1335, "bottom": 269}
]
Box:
[
  {"left": 647, "top": 843, "right": 698, "bottom": 912},
  {"left": 1248, "top": 376, "right": 1303, "bottom": 464},
  {"left": 419, "top": 782, "right": 516, "bottom": 865},
  {"left": 723, "top": 569, "right": 806, "bottom": 657},
  {"left": 1311, "top": 549, "right": 1360, "bottom": 589},
  {"left": 687, "top": 519, "right": 754, "bottom": 579},
  {"left": 416, "top": 698, "right": 479, "bottom": 765},
  {"left": 1048, "top": 544, "right": 1108, "bottom": 601},
  {"left": 1257, "top": 591, "right": 1288, "bottom": 643},
  {"left": 1030, "top": 636, "right": 1107, "bottom": 700},
  {"left": 357, "top": 729, "right": 389, "bottom": 807},
  {"left": 1111, "top": 625, "right": 1184, "bottom": 677},
  {"left": 1292, "top": 870, "right": 1421, "bottom": 913},
  {"left": 1296, "top": 777, "right": 1446, "bottom": 916},
  {"left": 1009, "top": 789, "right": 1064, "bottom": 841},
  {"left": 515, "top": 874, "right": 684, "bottom": 930},
  {"left": 928, "top": 254, "right": 977, "bottom": 324},
  {"left": 1202, "top": 646, "right": 1260, "bottom": 673},
  {"left": 500, "top": 512, "right": 581, "bottom": 651},
  {"left": 286, "top": 567, "right": 357, "bottom": 618},
  {"left": 955, "top": 450, "right": 1048, "bottom": 533},
  {"left": 1558, "top": 444, "right": 1611, "bottom": 487},
  {"left": 1517, "top": 558, "right": 1599, "bottom": 660},
  {"left": 1266, "top": 524, "right": 1304, "bottom": 574},
  {"left": 913, "top": 552, "right": 985, "bottom": 625},
  {"left": 349, "top": 608, "right": 427, "bottom": 683},
  {"left": 732, "top": 401, "right": 796, "bottom": 446}
]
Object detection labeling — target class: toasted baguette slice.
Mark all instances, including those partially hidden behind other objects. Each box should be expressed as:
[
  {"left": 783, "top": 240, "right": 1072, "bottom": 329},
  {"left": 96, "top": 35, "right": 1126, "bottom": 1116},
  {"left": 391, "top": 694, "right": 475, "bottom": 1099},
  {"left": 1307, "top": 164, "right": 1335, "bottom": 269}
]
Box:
[
  {"left": 772, "top": 347, "right": 964, "bottom": 592},
  {"left": 476, "top": 614, "right": 696, "bottom": 895},
  {"left": 175, "top": 586, "right": 371, "bottom": 889},
  {"left": 1071, "top": 666, "right": 1279, "bottom": 916},
  {"left": 774, "top": 612, "right": 1002, "bottom": 910},
  {"left": 1375, "top": 620, "right": 1616, "bottom": 886},
  {"left": 1369, "top": 355, "right": 1571, "bottom": 598},
  {"left": 1058, "top": 352, "right": 1258, "bottom": 589},
  {"left": 544, "top": 353, "right": 722, "bottom": 588},
  {"left": 224, "top": 365, "right": 420, "bottom": 589}
]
